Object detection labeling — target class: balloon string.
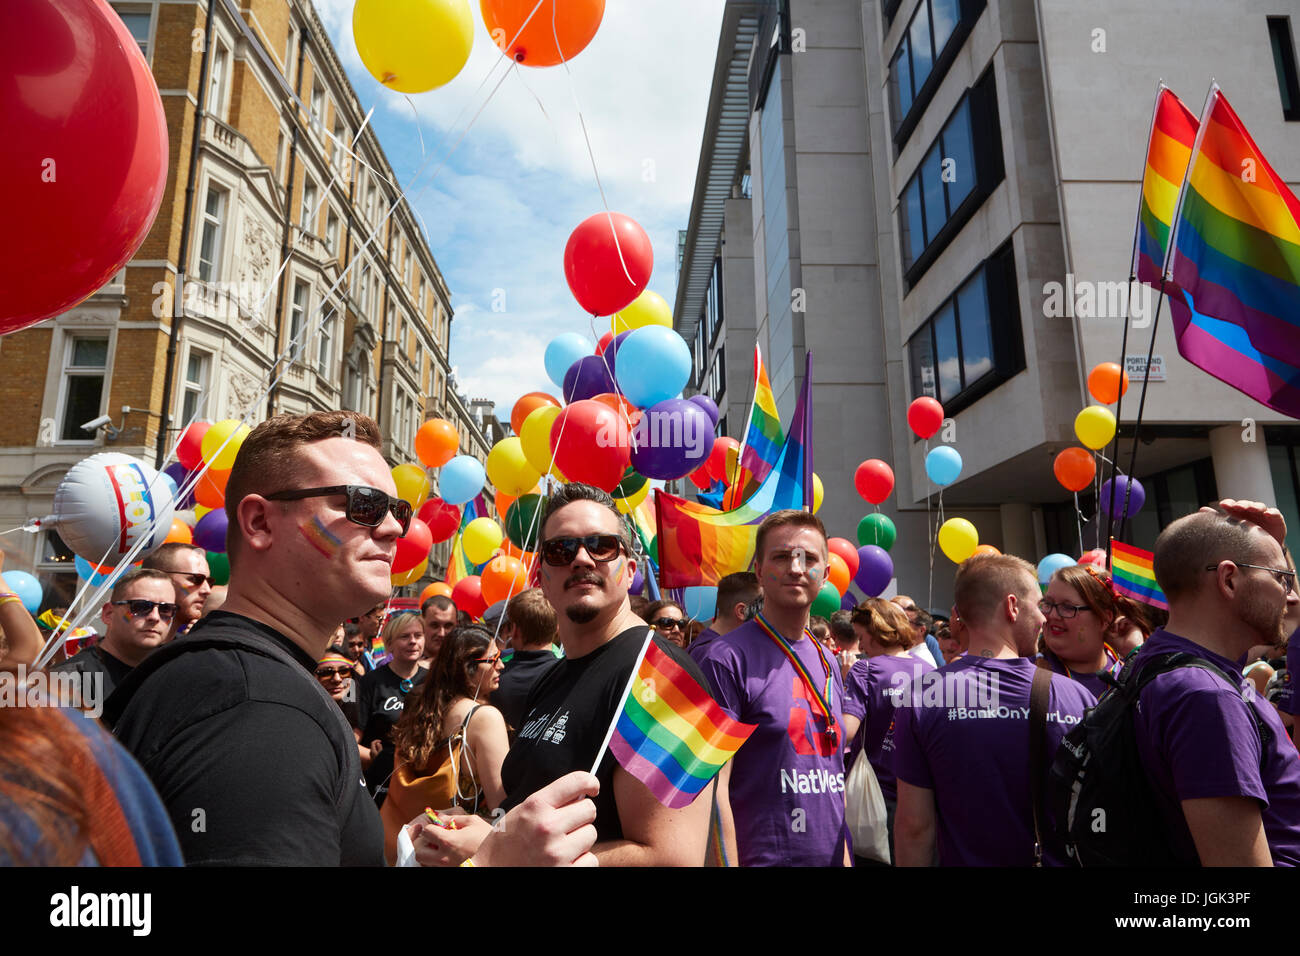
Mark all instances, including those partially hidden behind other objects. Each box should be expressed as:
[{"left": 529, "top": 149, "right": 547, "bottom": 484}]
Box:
[
  {"left": 590, "top": 314, "right": 639, "bottom": 454},
  {"left": 0, "top": 525, "right": 31, "bottom": 536},
  {"left": 925, "top": 439, "right": 934, "bottom": 611},
  {"left": 511, "top": 61, "right": 558, "bottom": 143},
  {"left": 401, "top": 95, "right": 427, "bottom": 159}
]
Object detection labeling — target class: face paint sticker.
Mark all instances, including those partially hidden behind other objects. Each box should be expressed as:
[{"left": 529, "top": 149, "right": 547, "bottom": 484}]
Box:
[{"left": 300, "top": 516, "right": 342, "bottom": 558}]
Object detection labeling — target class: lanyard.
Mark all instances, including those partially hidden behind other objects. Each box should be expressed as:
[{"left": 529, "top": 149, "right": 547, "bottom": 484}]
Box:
[
  {"left": 754, "top": 612, "right": 836, "bottom": 726},
  {"left": 1058, "top": 643, "right": 1120, "bottom": 679}
]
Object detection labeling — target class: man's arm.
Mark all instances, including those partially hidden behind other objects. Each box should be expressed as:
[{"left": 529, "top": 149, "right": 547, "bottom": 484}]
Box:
[
  {"left": 894, "top": 780, "right": 937, "bottom": 867},
  {"left": 1182, "top": 796, "right": 1272, "bottom": 866},
  {"left": 705, "top": 760, "right": 739, "bottom": 867},
  {"left": 591, "top": 764, "right": 711, "bottom": 866},
  {"left": 841, "top": 714, "right": 861, "bottom": 746}
]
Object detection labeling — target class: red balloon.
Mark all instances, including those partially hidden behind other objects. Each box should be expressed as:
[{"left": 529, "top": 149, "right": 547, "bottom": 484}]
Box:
[
  {"left": 391, "top": 518, "right": 433, "bottom": 575},
  {"left": 854, "top": 460, "right": 895, "bottom": 505},
  {"left": 417, "top": 497, "right": 462, "bottom": 543},
  {"left": 563, "top": 212, "right": 653, "bottom": 316},
  {"left": 706, "top": 437, "right": 740, "bottom": 484},
  {"left": 686, "top": 464, "right": 712, "bottom": 491},
  {"left": 907, "top": 397, "right": 945, "bottom": 439},
  {"left": 828, "top": 537, "right": 860, "bottom": 579},
  {"left": 2, "top": 0, "right": 169, "bottom": 333},
  {"left": 177, "top": 422, "right": 211, "bottom": 471},
  {"left": 1078, "top": 548, "right": 1108, "bottom": 569},
  {"left": 549, "top": 400, "right": 630, "bottom": 492},
  {"left": 1053, "top": 447, "right": 1096, "bottom": 492},
  {"left": 595, "top": 331, "right": 614, "bottom": 355},
  {"left": 450, "top": 575, "right": 487, "bottom": 619}
]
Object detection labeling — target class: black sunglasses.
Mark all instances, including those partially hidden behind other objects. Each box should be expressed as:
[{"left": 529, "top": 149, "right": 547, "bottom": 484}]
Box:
[
  {"left": 650, "top": 617, "right": 685, "bottom": 631},
  {"left": 540, "top": 534, "right": 624, "bottom": 567},
  {"left": 264, "top": 485, "right": 412, "bottom": 536},
  {"left": 164, "top": 570, "right": 214, "bottom": 589},
  {"left": 113, "top": 599, "right": 178, "bottom": 622},
  {"left": 314, "top": 666, "right": 353, "bottom": 678}
]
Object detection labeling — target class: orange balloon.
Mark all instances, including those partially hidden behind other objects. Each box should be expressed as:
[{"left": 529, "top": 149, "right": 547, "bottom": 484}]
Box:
[
  {"left": 1053, "top": 447, "right": 1096, "bottom": 492},
  {"left": 826, "top": 552, "right": 850, "bottom": 596},
  {"left": 194, "top": 468, "right": 230, "bottom": 509},
  {"left": 481, "top": 0, "right": 605, "bottom": 68},
  {"left": 1087, "top": 363, "right": 1130, "bottom": 405},
  {"left": 481, "top": 554, "right": 527, "bottom": 606},
  {"left": 972, "top": 544, "right": 1002, "bottom": 557},
  {"left": 590, "top": 392, "right": 642, "bottom": 428},
  {"left": 420, "top": 581, "right": 453, "bottom": 604},
  {"left": 510, "top": 392, "right": 562, "bottom": 436},
  {"left": 164, "top": 518, "right": 193, "bottom": 545},
  {"left": 415, "top": 418, "right": 459, "bottom": 468},
  {"left": 494, "top": 489, "right": 518, "bottom": 519}
]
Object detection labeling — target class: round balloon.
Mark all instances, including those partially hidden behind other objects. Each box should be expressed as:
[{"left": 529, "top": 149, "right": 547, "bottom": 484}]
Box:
[
  {"left": 549, "top": 400, "right": 630, "bottom": 492},
  {"left": 192, "top": 508, "right": 229, "bottom": 553},
  {"left": 5, "top": 571, "right": 42, "bottom": 614},
  {"left": 972, "top": 544, "right": 1001, "bottom": 557},
  {"left": 857, "top": 513, "right": 897, "bottom": 551},
  {"left": 418, "top": 497, "right": 461, "bottom": 543},
  {"left": 177, "top": 422, "right": 211, "bottom": 471},
  {"left": 908, "top": 397, "right": 944, "bottom": 439},
  {"left": 925, "top": 446, "right": 963, "bottom": 486},
  {"left": 206, "top": 551, "right": 231, "bottom": 586},
  {"left": 1088, "top": 362, "right": 1129, "bottom": 404},
  {"left": 1, "top": 0, "right": 168, "bottom": 334},
  {"left": 827, "top": 552, "right": 850, "bottom": 596},
  {"left": 681, "top": 586, "right": 718, "bottom": 622},
  {"left": 451, "top": 575, "right": 487, "bottom": 618},
  {"left": 828, "top": 537, "right": 860, "bottom": 579},
  {"left": 164, "top": 518, "right": 193, "bottom": 545},
  {"left": 812, "top": 473, "right": 824, "bottom": 514},
  {"left": 937, "top": 517, "right": 979, "bottom": 563},
  {"left": 481, "top": 0, "right": 604, "bottom": 67},
  {"left": 1098, "top": 475, "right": 1146, "bottom": 517},
  {"left": 1053, "top": 448, "right": 1095, "bottom": 493},
  {"left": 163, "top": 462, "right": 194, "bottom": 509},
  {"left": 562, "top": 354, "right": 616, "bottom": 403},
  {"left": 420, "top": 581, "right": 454, "bottom": 603},
  {"left": 486, "top": 437, "right": 542, "bottom": 496},
  {"left": 855, "top": 545, "right": 894, "bottom": 597},
  {"left": 192, "top": 468, "right": 229, "bottom": 510},
  {"left": 612, "top": 289, "right": 672, "bottom": 334},
  {"left": 1075, "top": 405, "right": 1116, "bottom": 451},
  {"left": 629, "top": 398, "right": 712, "bottom": 480},
  {"left": 353, "top": 0, "right": 474, "bottom": 93},
  {"left": 1037, "top": 553, "right": 1076, "bottom": 586},
  {"left": 505, "top": 494, "right": 543, "bottom": 550},
  {"left": 811, "top": 582, "right": 841, "bottom": 619},
  {"left": 510, "top": 393, "right": 561, "bottom": 435},
  {"left": 415, "top": 418, "right": 459, "bottom": 468},
  {"left": 480, "top": 554, "right": 527, "bottom": 606},
  {"left": 706, "top": 437, "right": 741, "bottom": 484},
  {"left": 1078, "top": 548, "right": 1108, "bottom": 569},
  {"left": 462, "top": 517, "right": 504, "bottom": 566},
  {"left": 614, "top": 327, "right": 692, "bottom": 409},
  {"left": 392, "top": 557, "right": 428, "bottom": 588},
  {"left": 392, "top": 517, "right": 433, "bottom": 575},
  {"left": 201, "top": 420, "right": 251, "bottom": 471},
  {"left": 439, "top": 455, "right": 486, "bottom": 506},
  {"left": 520, "top": 405, "right": 564, "bottom": 476},
  {"left": 50, "top": 454, "right": 176, "bottom": 566},
  {"left": 563, "top": 212, "right": 653, "bottom": 317},
  {"left": 544, "top": 333, "right": 590, "bottom": 388},
  {"left": 855, "top": 460, "right": 894, "bottom": 504},
  {"left": 688, "top": 394, "right": 719, "bottom": 428},
  {"left": 392, "top": 463, "right": 431, "bottom": 509}
]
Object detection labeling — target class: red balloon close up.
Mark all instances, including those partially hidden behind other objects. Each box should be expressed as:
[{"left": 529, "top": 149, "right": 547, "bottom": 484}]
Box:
[{"left": 563, "top": 212, "right": 653, "bottom": 317}]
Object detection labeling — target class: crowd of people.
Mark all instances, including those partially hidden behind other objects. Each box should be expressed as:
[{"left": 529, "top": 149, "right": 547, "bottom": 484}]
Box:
[{"left": 1, "top": 409, "right": 1299, "bottom": 867}]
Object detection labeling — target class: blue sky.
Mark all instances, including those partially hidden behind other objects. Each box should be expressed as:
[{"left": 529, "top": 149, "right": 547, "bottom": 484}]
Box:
[{"left": 312, "top": 0, "right": 727, "bottom": 418}]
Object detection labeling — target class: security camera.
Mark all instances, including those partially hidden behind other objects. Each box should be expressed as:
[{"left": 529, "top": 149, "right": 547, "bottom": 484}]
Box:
[{"left": 81, "top": 415, "right": 113, "bottom": 433}]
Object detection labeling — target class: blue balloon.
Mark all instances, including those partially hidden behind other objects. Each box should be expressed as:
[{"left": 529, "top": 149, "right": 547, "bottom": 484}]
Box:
[
  {"left": 614, "top": 326, "right": 691, "bottom": 409},
  {"left": 681, "top": 585, "right": 718, "bottom": 622},
  {"left": 925, "top": 445, "right": 963, "bottom": 486},
  {"left": 440, "top": 454, "right": 486, "bottom": 506},
  {"left": 544, "top": 333, "right": 590, "bottom": 388},
  {"left": 5, "top": 570, "right": 43, "bottom": 614},
  {"left": 1037, "top": 553, "right": 1077, "bottom": 586}
]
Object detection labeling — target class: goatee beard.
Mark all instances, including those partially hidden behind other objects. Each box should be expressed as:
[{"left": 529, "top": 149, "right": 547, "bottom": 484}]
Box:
[{"left": 567, "top": 604, "right": 600, "bottom": 624}]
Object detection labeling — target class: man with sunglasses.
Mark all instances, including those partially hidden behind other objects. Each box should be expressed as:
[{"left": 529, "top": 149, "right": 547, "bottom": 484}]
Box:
[
  {"left": 52, "top": 568, "right": 178, "bottom": 702},
  {"left": 1128, "top": 499, "right": 1300, "bottom": 865},
  {"left": 142, "top": 542, "right": 213, "bottom": 634}
]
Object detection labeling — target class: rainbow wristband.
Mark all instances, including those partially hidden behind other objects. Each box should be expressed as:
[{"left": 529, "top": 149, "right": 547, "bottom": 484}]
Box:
[{"left": 0, "top": 593, "right": 23, "bottom": 607}]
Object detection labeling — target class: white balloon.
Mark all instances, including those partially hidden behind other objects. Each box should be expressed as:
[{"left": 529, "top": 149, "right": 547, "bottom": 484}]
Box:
[{"left": 50, "top": 453, "right": 177, "bottom": 566}]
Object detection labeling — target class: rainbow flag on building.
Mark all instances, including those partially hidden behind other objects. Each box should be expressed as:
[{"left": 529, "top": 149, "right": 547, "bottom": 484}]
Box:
[
  {"left": 1165, "top": 85, "right": 1300, "bottom": 418},
  {"left": 1132, "top": 85, "right": 1199, "bottom": 288},
  {"left": 602, "top": 634, "right": 756, "bottom": 808},
  {"left": 656, "top": 353, "right": 814, "bottom": 588},
  {"left": 1110, "top": 540, "right": 1168, "bottom": 610},
  {"left": 723, "top": 344, "right": 785, "bottom": 509}
]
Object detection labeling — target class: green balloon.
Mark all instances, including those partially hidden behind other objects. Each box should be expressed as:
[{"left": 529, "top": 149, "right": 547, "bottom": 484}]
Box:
[
  {"left": 811, "top": 582, "right": 841, "bottom": 619},
  {"left": 505, "top": 494, "right": 543, "bottom": 550},
  {"left": 858, "top": 513, "right": 897, "bottom": 551},
  {"left": 206, "top": 551, "right": 230, "bottom": 586},
  {"left": 613, "top": 467, "right": 647, "bottom": 500}
]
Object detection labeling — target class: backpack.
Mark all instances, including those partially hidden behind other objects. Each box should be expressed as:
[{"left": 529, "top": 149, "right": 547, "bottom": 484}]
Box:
[{"left": 1048, "top": 651, "right": 1271, "bottom": 867}]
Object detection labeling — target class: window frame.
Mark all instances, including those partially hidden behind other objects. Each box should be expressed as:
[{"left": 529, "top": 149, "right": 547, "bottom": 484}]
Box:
[
  {"left": 196, "top": 181, "right": 228, "bottom": 283},
  {"left": 888, "top": 0, "right": 984, "bottom": 149},
  {"left": 1268, "top": 17, "right": 1300, "bottom": 121},
  {"left": 179, "top": 347, "right": 211, "bottom": 426},
  {"left": 289, "top": 279, "right": 310, "bottom": 362},
  {"left": 55, "top": 334, "right": 113, "bottom": 445},
  {"left": 110, "top": 3, "right": 155, "bottom": 62}
]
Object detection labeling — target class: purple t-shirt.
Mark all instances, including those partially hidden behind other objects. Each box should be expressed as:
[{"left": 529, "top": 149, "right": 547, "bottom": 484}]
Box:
[
  {"left": 687, "top": 627, "right": 721, "bottom": 667},
  {"left": 1132, "top": 629, "right": 1300, "bottom": 866},
  {"left": 1279, "top": 625, "right": 1300, "bottom": 716},
  {"left": 695, "top": 619, "right": 848, "bottom": 867},
  {"left": 1039, "top": 647, "right": 1123, "bottom": 699},
  {"left": 843, "top": 655, "right": 935, "bottom": 799},
  {"left": 893, "top": 655, "right": 1096, "bottom": 866}
]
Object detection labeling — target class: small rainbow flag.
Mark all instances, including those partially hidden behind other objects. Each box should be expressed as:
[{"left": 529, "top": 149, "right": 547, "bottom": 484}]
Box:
[
  {"left": 724, "top": 344, "right": 785, "bottom": 509},
  {"left": 601, "top": 634, "right": 756, "bottom": 808},
  {"left": 1110, "top": 540, "right": 1168, "bottom": 610}
]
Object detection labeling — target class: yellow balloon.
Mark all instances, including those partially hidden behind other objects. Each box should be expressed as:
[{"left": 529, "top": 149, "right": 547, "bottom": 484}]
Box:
[
  {"left": 392, "top": 463, "right": 430, "bottom": 509},
  {"left": 487, "top": 437, "right": 542, "bottom": 497},
  {"left": 353, "top": 0, "right": 474, "bottom": 94},
  {"left": 520, "top": 405, "right": 563, "bottom": 477},
  {"left": 611, "top": 290, "right": 673, "bottom": 335},
  {"left": 463, "top": 517, "right": 504, "bottom": 566},
  {"left": 1074, "top": 405, "right": 1116, "bottom": 451},
  {"left": 193, "top": 504, "right": 212, "bottom": 521},
  {"left": 201, "top": 419, "right": 251, "bottom": 471},
  {"left": 615, "top": 482, "right": 650, "bottom": 514},
  {"left": 938, "top": 517, "right": 979, "bottom": 564},
  {"left": 812, "top": 473, "right": 824, "bottom": 514},
  {"left": 392, "top": 557, "right": 428, "bottom": 588}
]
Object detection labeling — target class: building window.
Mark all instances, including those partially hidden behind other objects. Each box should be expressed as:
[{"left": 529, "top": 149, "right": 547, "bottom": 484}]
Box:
[
  {"left": 318, "top": 310, "right": 336, "bottom": 377},
  {"left": 180, "top": 348, "right": 211, "bottom": 425},
  {"left": 898, "top": 72, "right": 1004, "bottom": 284},
  {"left": 358, "top": 264, "right": 370, "bottom": 312},
  {"left": 705, "top": 257, "right": 724, "bottom": 345},
  {"left": 333, "top": 119, "right": 349, "bottom": 172},
  {"left": 907, "top": 242, "right": 1023, "bottom": 416},
  {"left": 196, "top": 184, "right": 227, "bottom": 282},
  {"left": 301, "top": 176, "right": 317, "bottom": 232},
  {"left": 325, "top": 208, "right": 340, "bottom": 255},
  {"left": 58, "top": 337, "right": 110, "bottom": 441},
  {"left": 310, "top": 76, "right": 326, "bottom": 132},
  {"left": 110, "top": 5, "right": 153, "bottom": 59},
  {"left": 207, "top": 41, "right": 230, "bottom": 122},
  {"left": 888, "top": 0, "right": 978, "bottom": 144},
  {"left": 712, "top": 344, "right": 727, "bottom": 404},
  {"left": 1268, "top": 17, "right": 1300, "bottom": 121},
  {"left": 290, "top": 280, "right": 309, "bottom": 359}
]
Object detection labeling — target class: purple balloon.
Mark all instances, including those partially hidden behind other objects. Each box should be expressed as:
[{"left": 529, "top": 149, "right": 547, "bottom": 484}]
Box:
[
  {"left": 840, "top": 592, "right": 858, "bottom": 611},
  {"left": 688, "top": 394, "right": 719, "bottom": 428},
  {"left": 192, "top": 508, "right": 229, "bottom": 553},
  {"left": 563, "top": 354, "right": 616, "bottom": 403},
  {"left": 854, "top": 545, "right": 894, "bottom": 597},
  {"left": 164, "top": 461, "right": 194, "bottom": 508},
  {"left": 629, "top": 398, "right": 714, "bottom": 480},
  {"left": 630, "top": 569, "right": 645, "bottom": 595},
  {"left": 604, "top": 330, "right": 633, "bottom": 374},
  {"left": 1098, "top": 475, "right": 1146, "bottom": 518}
]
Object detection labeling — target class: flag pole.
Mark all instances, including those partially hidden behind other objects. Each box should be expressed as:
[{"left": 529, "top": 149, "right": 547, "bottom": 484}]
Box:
[
  {"left": 589, "top": 628, "right": 657, "bottom": 774},
  {"left": 802, "top": 351, "right": 814, "bottom": 513},
  {"left": 724, "top": 344, "right": 762, "bottom": 510}
]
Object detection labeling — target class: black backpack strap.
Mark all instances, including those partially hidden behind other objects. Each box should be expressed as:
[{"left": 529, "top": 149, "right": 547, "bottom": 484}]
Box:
[
  {"left": 1134, "top": 651, "right": 1273, "bottom": 747},
  {"left": 1029, "top": 666, "right": 1052, "bottom": 867}
]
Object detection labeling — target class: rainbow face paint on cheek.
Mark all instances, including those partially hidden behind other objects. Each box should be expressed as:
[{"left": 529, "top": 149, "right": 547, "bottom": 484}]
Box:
[{"left": 300, "top": 516, "right": 343, "bottom": 557}]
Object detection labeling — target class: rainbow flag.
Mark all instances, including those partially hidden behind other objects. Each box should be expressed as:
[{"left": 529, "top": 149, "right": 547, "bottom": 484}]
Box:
[
  {"left": 724, "top": 344, "right": 785, "bottom": 509},
  {"left": 605, "top": 635, "right": 756, "bottom": 808},
  {"left": 1110, "top": 540, "right": 1168, "bottom": 610},
  {"left": 656, "top": 353, "right": 814, "bottom": 588},
  {"left": 1166, "top": 86, "right": 1300, "bottom": 417},
  {"left": 1132, "top": 85, "right": 1199, "bottom": 288}
]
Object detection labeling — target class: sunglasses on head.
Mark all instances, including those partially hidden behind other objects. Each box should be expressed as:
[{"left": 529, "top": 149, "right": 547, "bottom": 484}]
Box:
[
  {"left": 540, "top": 534, "right": 624, "bottom": 567},
  {"left": 265, "top": 485, "right": 413, "bottom": 536},
  {"left": 113, "top": 599, "right": 178, "bottom": 622}
]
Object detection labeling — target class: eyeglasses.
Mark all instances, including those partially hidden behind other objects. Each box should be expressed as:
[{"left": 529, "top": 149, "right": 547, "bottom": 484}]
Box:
[
  {"left": 472, "top": 655, "right": 503, "bottom": 666},
  {"left": 651, "top": 617, "right": 685, "bottom": 631},
  {"left": 1206, "top": 562, "right": 1297, "bottom": 594},
  {"left": 264, "top": 485, "right": 413, "bottom": 536},
  {"left": 113, "top": 600, "right": 178, "bottom": 622},
  {"left": 315, "top": 666, "right": 353, "bottom": 678},
  {"left": 164, "top": 571, "right": 214, "bottom": 589},
  {"left": 540, "top": 534, "right": 624, "bottom": 567},
  {"left": 1037, "top": 599, "right": 1090, "bottom": 619}
]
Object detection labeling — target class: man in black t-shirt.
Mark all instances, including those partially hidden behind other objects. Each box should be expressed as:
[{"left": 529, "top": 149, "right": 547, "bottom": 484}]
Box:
[{"left": 490, "top": 587, "right": 559, "bottom": 731}]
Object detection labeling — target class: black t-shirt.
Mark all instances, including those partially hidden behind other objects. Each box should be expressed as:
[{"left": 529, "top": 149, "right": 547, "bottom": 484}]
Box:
[
  {"left": 490, "top": 648, "right": 560, "bottom": 732},
  {"left": 499, "top": 627, "right": 707, "bottom": 843},
  {"left": 49, "top": 644, "right": 135, "bottom": 702},
  {"left": 108, "top": 612, "right": 384, "bottom": 866},
  {"left": 358, "top": 664, "right": 427, "bottom": 797}
]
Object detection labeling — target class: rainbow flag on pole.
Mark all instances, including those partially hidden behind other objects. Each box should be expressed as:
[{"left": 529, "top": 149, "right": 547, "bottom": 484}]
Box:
[
  {"left": 1132, "top": 85, "right": 1199, "bottom": 289},
  {"left": 724, "top": 344, "right": 785, "bottom": 509},
  {"left": 601, "top": 634, "right": 756, "bottom": 808},
  {"left": 1110, "top": 540, "right": 1168, "bottom": 610},
  {"left": 1166, "top": 85, "right": 1300, "bottom": 417}
]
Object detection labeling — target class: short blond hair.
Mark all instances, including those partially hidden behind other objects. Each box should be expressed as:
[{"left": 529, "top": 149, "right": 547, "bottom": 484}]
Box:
[{"left": 954, "top": 554, "right": 1038, "bottom": 626}]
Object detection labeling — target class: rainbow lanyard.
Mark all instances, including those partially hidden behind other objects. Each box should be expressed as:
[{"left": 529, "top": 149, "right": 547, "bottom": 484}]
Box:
[
  {"left": 754, "top": 612, "right": 835, "bottom": 724},
  {"left": 1059, "top": 643, "right": 1120, "bottom": 679}
]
